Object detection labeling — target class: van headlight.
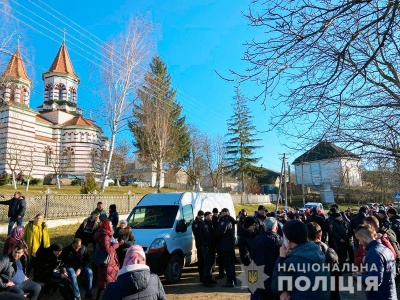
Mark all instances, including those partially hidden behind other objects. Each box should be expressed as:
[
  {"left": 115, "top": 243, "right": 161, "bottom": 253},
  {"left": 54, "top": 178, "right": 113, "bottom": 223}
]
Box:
[{"left": 148, "top": 238, "right": 167, "bottom": 254}]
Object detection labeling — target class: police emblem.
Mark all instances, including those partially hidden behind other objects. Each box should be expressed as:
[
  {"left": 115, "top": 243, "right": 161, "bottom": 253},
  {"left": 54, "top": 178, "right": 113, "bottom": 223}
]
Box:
[{"left": 237, "top": 260, "right": 269, "bottom": 294}]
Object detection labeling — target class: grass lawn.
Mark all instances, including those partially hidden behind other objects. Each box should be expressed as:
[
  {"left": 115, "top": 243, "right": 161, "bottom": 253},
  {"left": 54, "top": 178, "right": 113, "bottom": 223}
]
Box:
[{"left": 0, "top": 184, "right": 177, "bottom": 195}]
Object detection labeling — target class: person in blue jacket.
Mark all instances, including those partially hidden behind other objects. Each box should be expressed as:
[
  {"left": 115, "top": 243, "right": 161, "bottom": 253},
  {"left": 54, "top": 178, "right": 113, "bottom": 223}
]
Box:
[
  {"left": 353, "top": 224, "right": 397, "bottom": 300},
  {"left": 271, "top": 220, "right": 330, "bottom": 300}
]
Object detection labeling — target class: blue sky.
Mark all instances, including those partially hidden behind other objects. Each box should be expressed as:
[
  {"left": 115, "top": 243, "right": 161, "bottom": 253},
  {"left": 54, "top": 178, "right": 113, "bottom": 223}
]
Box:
[{"left": 3, "top": 0, "right": 300, "bottom": 171}]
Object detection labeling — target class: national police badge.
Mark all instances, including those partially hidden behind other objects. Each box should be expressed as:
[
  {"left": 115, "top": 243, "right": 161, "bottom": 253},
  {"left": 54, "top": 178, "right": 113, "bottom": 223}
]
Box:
[{"left": 237, "top": 260, "right": 269, "bottom": 294}]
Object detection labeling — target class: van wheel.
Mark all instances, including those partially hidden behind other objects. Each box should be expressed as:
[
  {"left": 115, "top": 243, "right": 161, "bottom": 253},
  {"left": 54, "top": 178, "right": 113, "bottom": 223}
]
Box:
[{"left": 164, "top": 255, "right": 183, "bottom": 283}]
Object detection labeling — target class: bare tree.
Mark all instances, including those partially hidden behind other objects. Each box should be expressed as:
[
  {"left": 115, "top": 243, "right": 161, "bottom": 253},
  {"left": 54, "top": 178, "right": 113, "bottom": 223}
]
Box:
[
  {"left": 204, "top": 134, "right": 225, "bottom": 191},
  {"left": 47, "top": 145, "right": 74, "bottom": 189},
  {"left": 182, "top": 126, "right": 208, "bottom": 189},
  {"left": 110, "top": 138, "right": 134, "bottom": 187},
  {"left": 232, "top": 1, "right": 400, "bottom": 165},
  {"left": 98, "top": 16, "right": 153, "bottom": 192}
]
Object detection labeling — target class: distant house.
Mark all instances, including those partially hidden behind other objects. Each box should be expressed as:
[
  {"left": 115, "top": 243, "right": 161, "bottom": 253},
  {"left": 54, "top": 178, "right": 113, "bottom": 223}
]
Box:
[
  {"left": 124, "top": 151, "right": 165, "bottom": 188},
  {"left": 257, "top": 167, "right": 281, "bottom": 194},
  {"left": 164, "top": 167, "right": 188, "bottom": 189},
  {"left": 201, "top": 172, "right": 240, "bottom": 192},
  {"left": 292, "top": 141, "right": 362, "bottom": 187}
]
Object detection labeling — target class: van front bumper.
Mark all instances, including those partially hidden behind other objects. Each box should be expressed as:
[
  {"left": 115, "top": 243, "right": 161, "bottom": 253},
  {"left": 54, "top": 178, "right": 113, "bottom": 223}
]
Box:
[{"left": 146, "top": 251, "right": 171, "bottom": 274}]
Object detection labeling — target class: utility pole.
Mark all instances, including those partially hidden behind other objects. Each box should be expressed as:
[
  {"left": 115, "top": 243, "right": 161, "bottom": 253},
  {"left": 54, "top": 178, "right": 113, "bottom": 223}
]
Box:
[
  {"left": 288, "top": 162, "right": 292, "bottom": 204},
  {"left": 283, "top": 154, "right": 288, "bottom": 211},
  {"left": 301, "top": 159, "right": 305, "bottom": 207}
]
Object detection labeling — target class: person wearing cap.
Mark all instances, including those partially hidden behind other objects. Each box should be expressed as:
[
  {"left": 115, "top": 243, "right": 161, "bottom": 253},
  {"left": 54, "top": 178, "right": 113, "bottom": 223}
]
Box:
[
  {"left": 192, "top": 210, "right": 205, "bottom": 282},
  {"left": 114, "top": 220, "right": 135, "bottom": 267},
  {"left": 236, "top": 209, "right": 247, "bottom": 232},
  {"left": 102, "top": 245, "right": 166, "bottom": 300},
  {"left": 0, "top": 244, "right": 41, "bottom": 300},
  {"left": 237, "top": 216, "right": 256, "bottom": 267},
  {"left": 253, "top": 205, "right": 268, "bottom": 235},
  {"left": 271, "top": 220, "right": 330, "bottom": 300},
  {"left": 348, "top": 206, "right": 369, "bottom": 253},
  {"left": 252, "top": 217, "right": 282, "bottom": 299},
  {"left": 377, "top": 208, "right": 391, "bottom": 230},
  {"left": 92, "top": 202, "right": 107, "bottom": 221},
  {"left": 215, "top": 208, "right": 237, "bottom": 287},
  {"left": 212, "top": 208, "right": 224, "bottom": 280},
  {"left": 62, "top": 238, "right": 94, "bottom": 300},
  {"left": 39, "top": 243, "right": 74, "bottom": 300},
  {"left": 329, "top": 212, "right": 351, "bottom": 269},
  {"left": 387, "top": 207, "right": 400, "bottom": 241},
  {"left": 200, "top": 211, "right": 217, "bottom": 287}
]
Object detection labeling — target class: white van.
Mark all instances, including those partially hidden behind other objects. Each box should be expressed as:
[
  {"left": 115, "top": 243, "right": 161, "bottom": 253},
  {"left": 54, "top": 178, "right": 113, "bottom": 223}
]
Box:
[{"left": 126, "top": 192, "right": 236, "bottom": 283}]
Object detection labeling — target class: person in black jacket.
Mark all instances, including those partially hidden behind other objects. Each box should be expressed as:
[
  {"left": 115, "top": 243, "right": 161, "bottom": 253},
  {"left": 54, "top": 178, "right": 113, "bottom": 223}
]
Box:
[
  {"left": 253, "top": 205, "right": 267, "bottom": 235},
  {"left": 39, "top": 244, "right": 74, "bottom": 300},
  {"left": 192, "top": 210, "right": 204, "bottom": 282},
  {"left": 113, "top": 220, "right": 135, "bottom": 267},
  {"left": 62, "top": 238, "right": 94, "bottom": 300},
  {"left": 348, "top": 206, "right": 368, "bottom": 252},
  {"left": 215, "top": 208, "right": 237, "bottom": 288},
  {"left": 212, "top": 208, "right": 224, "bottom": 279},
  {"left": 200, "top": 211, "right": 217, "bottom": 287},
  {"left": 0, "top": 191, "right": 26, "bottom": 235},
  {"left": 237, "top": 216, "right": 256, "bottom": 266},
  {"left": 387, "top": 208, "right": 400, "bottom": 241},
  {"left": 251, "top": 217, "right": 282, "bottom": 300},
  {"left": 330, "top": 212, "right": 350, "bottom": 269},
  {"left": 305, "top": 207, "right": 327, "bottom": 242}
]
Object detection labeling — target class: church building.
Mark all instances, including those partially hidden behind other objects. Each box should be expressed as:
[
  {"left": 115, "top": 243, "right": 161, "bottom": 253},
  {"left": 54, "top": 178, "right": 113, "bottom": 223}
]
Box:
[{"left": 0, "top": 42, "right": 108, "bottom": 180}]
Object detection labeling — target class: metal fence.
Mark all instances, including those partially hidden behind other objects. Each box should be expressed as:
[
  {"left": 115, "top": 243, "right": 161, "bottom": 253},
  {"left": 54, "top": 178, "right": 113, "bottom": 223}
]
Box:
[
  {"left": 0, "top": 192, "right": 274, "bottom": 222},
  {"left": 0, "top": 193, "right": 143, "bottom": 222}
]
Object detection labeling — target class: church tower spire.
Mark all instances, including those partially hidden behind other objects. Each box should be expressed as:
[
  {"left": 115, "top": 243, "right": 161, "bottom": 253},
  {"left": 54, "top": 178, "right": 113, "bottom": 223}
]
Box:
[
  {"left": 39, "top": 40, "right": 82, "bottom": 115},
  {"left": 1, "top": 43, "right": 32, "bottom": 105}
]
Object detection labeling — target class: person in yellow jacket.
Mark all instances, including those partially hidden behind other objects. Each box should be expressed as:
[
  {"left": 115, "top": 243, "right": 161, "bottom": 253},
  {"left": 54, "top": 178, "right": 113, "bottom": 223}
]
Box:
[{"left": 24, "top": 213, "right": 51, "bottom": 280}]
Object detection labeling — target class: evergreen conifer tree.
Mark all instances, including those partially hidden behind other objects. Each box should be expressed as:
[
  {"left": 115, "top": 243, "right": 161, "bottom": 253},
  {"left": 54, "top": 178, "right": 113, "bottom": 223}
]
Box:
[
  {"left": 225, "top": 87, "right": 262, "bottom": 193},
  {"left": 129, "top": 56, "right": 190, "bottom": 192}
]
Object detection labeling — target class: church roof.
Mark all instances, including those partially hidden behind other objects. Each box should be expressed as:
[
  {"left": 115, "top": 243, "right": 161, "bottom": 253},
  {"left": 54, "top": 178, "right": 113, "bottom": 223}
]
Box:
[
  {"left": 62, "top": 116, "right": 97, "bottom": 127},
  {"left": 36, "top": 115, "right": 54, "bottom": 124},
  {"left": 292, "top": 141, "right": 360, "bottom": 164},
  {"left": 43, "top": 43, "right": 80, "bottom": 82},
  {"left": 3, "top": 50, "right": 32, "bottom": 85}
]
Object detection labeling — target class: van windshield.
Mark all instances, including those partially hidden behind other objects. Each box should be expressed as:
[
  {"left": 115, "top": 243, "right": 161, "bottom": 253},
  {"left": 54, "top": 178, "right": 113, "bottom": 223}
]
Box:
[{"left": 129, "top": 205, "right": 179, "bottom": 229}]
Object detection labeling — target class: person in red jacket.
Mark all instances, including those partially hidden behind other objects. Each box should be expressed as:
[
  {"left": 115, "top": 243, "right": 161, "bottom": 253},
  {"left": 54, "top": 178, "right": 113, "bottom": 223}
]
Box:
[
  {"left": 354, "top": 216, "right": 397, "bottom": 266},
  {"left": 94, "top": 219, "right": 123, "bottom": 300}
]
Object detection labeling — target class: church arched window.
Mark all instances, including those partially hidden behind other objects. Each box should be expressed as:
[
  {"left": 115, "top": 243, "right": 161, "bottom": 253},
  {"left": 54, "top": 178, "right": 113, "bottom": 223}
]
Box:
[
  {"left": 44, "top": 146, "right": 53, "bottom": 166},
  {"left": 45, "top": 84, "right": 53, "bottom": 101},
  {"left": 55, "top": 83, "right": 66, "bottom": 101}
]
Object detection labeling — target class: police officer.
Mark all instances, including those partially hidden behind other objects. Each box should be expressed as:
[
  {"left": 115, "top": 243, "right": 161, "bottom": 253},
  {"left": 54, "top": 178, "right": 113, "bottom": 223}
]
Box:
[
  {"left": 192, "top": 210, "right": 204, "bottom": 282},
  {"left": 212, "top": 208, "right": 224, "bottom": 279},
  {"left": 215, "top": 208, "right": 237, "bottom": 287},
  {"left": 200, "top": 211, "right": 217, "bottom": 287},
  {"left": 253, "top": 205, "right": 267, "bottom": 235}
]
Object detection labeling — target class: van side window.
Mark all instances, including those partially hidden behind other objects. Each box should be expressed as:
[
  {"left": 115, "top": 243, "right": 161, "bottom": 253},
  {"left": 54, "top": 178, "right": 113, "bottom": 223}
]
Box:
[{"left": 182, "top": 204, "right": 194, "bottom": 226}]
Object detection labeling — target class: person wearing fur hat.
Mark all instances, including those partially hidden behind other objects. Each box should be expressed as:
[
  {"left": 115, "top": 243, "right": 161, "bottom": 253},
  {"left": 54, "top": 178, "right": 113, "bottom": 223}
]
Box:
[
  {"left": 102, "top": 245, "right": 166, "bottom": 300},
  {"left": 271, "top": 220, "right": 330, "bottom": 300},
  {"left": 237, "top": 216, "right": 256, "bottom": 266}
]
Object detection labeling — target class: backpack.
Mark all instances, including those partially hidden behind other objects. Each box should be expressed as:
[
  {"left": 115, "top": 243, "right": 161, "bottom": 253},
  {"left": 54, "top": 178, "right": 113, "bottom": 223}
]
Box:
[{"left": 380, "top": 227, "right": 400, "bottom": 275}]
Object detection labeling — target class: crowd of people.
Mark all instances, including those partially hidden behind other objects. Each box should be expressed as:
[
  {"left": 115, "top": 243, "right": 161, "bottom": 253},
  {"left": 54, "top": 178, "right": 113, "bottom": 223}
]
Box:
[{"left": 0, "top": 194, "right": 166, "bottom": 300}]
